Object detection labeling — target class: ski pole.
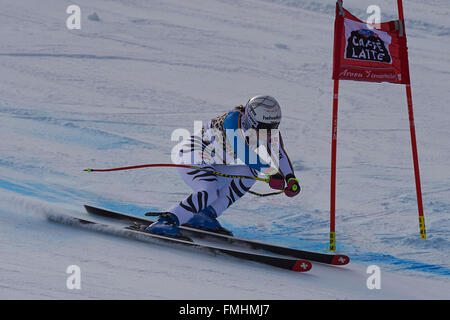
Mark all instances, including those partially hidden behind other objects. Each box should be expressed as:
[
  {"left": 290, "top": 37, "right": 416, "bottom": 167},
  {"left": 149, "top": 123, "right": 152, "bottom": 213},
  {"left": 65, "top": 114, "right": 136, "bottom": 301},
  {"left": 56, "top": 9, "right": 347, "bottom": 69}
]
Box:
[
  {"left": 84, "top": 163, "right": 285, "bottom": 197},
  {"left": 84, "top": 163, "right": 270, "bottom": 183}
]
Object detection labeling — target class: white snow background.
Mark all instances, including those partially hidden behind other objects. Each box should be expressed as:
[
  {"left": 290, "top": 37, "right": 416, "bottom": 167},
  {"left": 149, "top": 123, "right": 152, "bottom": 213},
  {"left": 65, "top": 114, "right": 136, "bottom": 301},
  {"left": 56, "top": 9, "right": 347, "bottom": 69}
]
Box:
[{"left": 0, "top": 0, "right": 449, "bottom": 299}]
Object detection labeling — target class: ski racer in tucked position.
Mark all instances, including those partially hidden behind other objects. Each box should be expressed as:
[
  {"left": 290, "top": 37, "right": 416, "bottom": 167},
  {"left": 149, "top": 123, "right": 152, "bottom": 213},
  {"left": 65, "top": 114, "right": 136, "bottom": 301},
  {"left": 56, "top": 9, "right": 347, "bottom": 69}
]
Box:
[{"left": 146, "top": 95, "right": 301, "bottom": 238}]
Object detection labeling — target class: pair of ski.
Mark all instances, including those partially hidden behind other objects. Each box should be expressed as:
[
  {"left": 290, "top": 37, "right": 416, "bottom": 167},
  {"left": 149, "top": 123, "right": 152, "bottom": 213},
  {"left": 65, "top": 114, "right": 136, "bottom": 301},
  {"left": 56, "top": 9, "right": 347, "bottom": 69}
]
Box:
[{"left": 69, "top": 205, "right": 349, "bottom": 273}]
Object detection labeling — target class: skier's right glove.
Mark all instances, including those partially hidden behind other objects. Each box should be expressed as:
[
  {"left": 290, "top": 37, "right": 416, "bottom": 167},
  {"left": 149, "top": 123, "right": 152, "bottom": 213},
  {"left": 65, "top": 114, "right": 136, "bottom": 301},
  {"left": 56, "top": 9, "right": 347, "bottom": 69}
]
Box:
[{"left": 284, "top": 174, "right": 301, "bottom": 197}]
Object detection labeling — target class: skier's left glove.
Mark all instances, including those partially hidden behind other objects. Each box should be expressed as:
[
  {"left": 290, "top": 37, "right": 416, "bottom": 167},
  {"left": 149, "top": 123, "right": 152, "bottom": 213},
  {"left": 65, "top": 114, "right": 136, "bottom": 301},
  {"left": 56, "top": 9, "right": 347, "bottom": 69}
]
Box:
[
  {"left": 284, "top": 174, "right": 301, "bottom": 197},
  {"left": 268, "top": 172, "right": 285, "bottom": 190}
]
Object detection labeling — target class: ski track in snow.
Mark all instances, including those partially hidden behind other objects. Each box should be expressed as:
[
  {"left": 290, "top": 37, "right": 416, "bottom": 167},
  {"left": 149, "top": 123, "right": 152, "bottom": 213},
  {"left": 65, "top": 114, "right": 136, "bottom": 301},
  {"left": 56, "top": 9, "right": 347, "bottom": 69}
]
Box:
[{"left": 0, "top": 0, "right": 449, "bottom": 298}]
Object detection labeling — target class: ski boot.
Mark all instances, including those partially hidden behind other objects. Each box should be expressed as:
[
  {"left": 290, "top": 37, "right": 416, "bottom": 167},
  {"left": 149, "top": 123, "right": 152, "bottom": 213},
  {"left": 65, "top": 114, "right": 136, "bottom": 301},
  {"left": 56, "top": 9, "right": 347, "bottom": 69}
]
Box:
[
  {"left": 144, "top": 212, "right": 192, "bottom": 241},
  {"left": 183, "top": 206, "right": 233, "bottom": 236}
]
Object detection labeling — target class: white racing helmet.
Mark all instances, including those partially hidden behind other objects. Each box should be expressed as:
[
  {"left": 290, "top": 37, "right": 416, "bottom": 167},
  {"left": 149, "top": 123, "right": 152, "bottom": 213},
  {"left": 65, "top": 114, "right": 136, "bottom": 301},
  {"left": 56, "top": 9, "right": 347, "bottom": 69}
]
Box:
[{"left": 244, "top": 95, "right": 281, "bottom": 130}]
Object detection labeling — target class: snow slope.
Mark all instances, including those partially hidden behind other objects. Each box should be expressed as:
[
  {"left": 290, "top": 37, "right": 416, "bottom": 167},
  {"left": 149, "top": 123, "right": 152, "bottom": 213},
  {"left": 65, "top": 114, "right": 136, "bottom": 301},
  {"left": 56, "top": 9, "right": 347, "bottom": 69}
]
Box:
[{"left": 0, "top": 0, "right": 449, "bottom": 299}]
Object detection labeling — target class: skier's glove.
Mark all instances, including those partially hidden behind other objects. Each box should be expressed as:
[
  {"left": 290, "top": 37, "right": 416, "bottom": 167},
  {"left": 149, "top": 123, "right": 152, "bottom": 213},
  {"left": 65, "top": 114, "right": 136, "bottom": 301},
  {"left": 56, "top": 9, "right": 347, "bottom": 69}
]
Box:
[
  {"left": 268, "top": 172, "right": 285, "bottom": 190},
  {"left": 284, "top": 174, "right": 301, "bottom": 197}
]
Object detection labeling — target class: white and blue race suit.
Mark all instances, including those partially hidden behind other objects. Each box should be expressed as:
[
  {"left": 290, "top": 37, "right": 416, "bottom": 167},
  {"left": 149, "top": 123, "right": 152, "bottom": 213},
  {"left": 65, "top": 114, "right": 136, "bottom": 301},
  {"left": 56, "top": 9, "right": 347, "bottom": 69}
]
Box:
[{"left": 168, "top": 106, "right": 294, "bottom": 224}]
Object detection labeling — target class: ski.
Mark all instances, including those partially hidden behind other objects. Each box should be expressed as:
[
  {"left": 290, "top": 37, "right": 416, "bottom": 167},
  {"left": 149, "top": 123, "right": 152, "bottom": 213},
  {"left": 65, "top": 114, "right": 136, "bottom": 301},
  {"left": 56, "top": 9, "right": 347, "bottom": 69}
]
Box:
[
  {"left": 47, "top": 212, "right": 312, "bottom": 273},
  {"left": 84, "top": 205, "right": 350, "bottom": 266}
]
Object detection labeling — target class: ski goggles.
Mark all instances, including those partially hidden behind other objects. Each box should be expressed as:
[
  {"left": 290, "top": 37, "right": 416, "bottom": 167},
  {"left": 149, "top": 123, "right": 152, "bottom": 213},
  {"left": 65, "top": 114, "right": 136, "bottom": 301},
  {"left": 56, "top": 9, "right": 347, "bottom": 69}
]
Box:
[{"left": 255, "top": 122, "right": 279, "bottom": 130}]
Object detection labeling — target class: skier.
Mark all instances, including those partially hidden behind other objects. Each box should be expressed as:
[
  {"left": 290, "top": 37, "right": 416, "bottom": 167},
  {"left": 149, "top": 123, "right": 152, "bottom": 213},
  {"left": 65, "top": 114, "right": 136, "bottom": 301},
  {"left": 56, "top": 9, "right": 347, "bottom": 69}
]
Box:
[{"left": 146, "top": 95, "right": 301, "bottom": 238}]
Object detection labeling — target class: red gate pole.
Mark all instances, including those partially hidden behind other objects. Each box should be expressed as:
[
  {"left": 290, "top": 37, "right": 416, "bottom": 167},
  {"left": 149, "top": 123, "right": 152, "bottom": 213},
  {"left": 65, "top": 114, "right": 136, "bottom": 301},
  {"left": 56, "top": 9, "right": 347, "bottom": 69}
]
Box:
[
  {"left": 397, "top": 0, "right": 426, "bottom": 239},
  {"left": 330, "top": 79, "right": 340, "bottom": 251},
  {"left": 405, "top": 84, "right": 426, "bottom": 239}
]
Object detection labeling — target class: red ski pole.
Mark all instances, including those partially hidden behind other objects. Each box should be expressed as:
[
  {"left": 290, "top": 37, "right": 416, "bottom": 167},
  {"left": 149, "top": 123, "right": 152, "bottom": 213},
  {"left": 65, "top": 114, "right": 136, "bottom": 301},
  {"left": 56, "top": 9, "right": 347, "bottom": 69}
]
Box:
[
  {"left": 84, "top": 163, "right": 286, "bottom": 197},
  {"left": 84, "top": 163, "right": 270, "bottom": 183}
]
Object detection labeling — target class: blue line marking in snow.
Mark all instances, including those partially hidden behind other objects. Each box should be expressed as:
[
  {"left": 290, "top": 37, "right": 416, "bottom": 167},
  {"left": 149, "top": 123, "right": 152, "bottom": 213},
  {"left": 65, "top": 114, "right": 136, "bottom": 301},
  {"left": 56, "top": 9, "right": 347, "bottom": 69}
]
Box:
[
  {"left": 0, "top": 179, "right": 96, "bottom": 204},
  {"left": 355, "top": 253, "right": 450, "bottom": 276},
  {"left": 0, "top": 179, "right": 61, "bottom": 202}
]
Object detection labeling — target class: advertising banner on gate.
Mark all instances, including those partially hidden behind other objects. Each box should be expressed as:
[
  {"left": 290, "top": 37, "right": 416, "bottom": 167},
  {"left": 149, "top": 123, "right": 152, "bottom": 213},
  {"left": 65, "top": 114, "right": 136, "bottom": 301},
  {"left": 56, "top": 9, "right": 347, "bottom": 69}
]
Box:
[{"left": 332, "top": 4, "right": 411, "bottom": 84}]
